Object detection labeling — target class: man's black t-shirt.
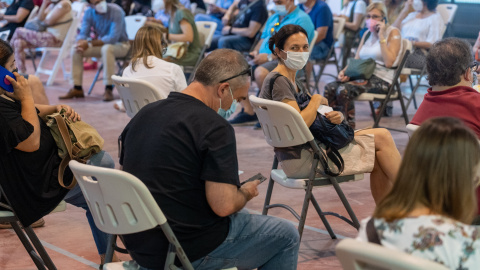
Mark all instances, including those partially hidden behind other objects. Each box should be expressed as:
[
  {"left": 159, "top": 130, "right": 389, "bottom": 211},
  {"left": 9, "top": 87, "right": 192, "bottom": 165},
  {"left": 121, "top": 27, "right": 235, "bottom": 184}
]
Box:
[
  {"left": 0, "top": 97, "right": 70, "bottom": 226},
  {"left": 1, "top": 0, "right": 35, "bottom": 39},
  {"left": 232, "top": 0, "right": 268, "bottom": 30},
  {"left": 120, "top": 92, "right": 240, "bottom": 269}
]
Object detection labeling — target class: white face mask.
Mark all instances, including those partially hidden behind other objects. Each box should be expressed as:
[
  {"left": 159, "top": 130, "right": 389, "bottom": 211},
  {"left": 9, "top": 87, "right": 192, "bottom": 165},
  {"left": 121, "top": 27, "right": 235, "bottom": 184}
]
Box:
[
  {"left": 281, "top": 50, "right": 310, "bottom": 70},
  {"left": 151, "top": 0, "right": 164, "bottom": 13},
  {"left": 412, "top": 0, "right": 423, "bottom": 12},
  {"left": 274, "top": 4, "right": 287, "bottom": 16},
  {"left": 95, "top": 0, "right": 107, "bottom": 14}
]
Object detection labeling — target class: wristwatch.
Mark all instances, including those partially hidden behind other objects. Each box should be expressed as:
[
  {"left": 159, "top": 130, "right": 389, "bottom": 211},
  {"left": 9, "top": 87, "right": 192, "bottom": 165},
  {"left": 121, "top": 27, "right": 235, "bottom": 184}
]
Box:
[{"left": 267, "top": 54, "right": 273, "bottom": 62}]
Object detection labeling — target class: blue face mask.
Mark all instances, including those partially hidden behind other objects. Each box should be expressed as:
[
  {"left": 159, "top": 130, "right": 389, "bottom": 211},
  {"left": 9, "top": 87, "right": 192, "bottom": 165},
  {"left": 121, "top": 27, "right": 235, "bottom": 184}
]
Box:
[{"left": 217, "top": 87, "right": 237, "bottom": 119}]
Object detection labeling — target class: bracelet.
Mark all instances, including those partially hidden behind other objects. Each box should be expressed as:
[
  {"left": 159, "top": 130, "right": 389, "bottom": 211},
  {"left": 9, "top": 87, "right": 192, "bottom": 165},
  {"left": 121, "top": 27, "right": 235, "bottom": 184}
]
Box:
[{"left": 379, "top": 38, "right": 387, "bottom": 44}]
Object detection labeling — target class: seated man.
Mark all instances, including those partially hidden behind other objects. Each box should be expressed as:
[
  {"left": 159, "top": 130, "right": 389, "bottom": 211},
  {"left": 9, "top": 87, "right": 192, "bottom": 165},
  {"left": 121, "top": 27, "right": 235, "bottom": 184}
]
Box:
[
  {"left": 0, "top": 0, "right": 34, "bottom": 40},
  {"left": 228, "top": 0, "right": 314, "bottom": 126},
  {"left": 299, "top": 0, "right": 333, "bottom": 85},
  {"left": 59, "top": 0, "right": 130, "bottom": 102},
  {"left": 207, "top": 0, "right": 268, "bottom": 52},
  {"left": 120, "top": 49, "right": 300, "bottom": 270},
  {"left": 410, "top": 37, "right": 480, "bottom": 221},
  {"left": 194, "top": 0, "right": 234, "bottom": 35},
  {"left": 410, "top": 38, "right": 480, "bottom": 137}
]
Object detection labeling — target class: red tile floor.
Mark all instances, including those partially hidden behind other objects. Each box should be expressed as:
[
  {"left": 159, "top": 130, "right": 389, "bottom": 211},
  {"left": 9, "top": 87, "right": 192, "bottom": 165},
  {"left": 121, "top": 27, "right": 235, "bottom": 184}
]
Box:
[{"left": 0, "top": 54, "right": 425, "bottom": 269}]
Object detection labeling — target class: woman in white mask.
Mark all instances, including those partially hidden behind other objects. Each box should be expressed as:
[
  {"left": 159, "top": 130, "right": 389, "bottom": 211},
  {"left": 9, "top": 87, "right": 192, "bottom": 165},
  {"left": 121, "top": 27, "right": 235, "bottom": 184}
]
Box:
[
  {"left": 392, "top": 0, "right": 444, "bottom": 69},
  {"left": 259, "top": 24, "right": 402, "bottom": 205},
  {"left": 10, "top": 0, "right": 73, "bottom": 73},
  {"left": 325, "top": 2, "right": 402, "bottom": 127}
]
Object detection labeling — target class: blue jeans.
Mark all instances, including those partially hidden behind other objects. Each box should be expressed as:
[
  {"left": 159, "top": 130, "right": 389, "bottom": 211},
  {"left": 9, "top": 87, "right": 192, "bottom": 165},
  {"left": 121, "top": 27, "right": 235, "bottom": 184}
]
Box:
[
  {"left": 209, "top": 35, "right": 253, "bottom": 52},
  {"left": 140, "top": 211, "right": 299, "bottom": 270},
  {"left": 310, "top": 41, "right": 330, "bottom": 61},
  {"left": 63, "top": 151, "right": 115, "bottom": 255},
  {"left": 194, "top": 13, "right": 223, "bottom": 35}
]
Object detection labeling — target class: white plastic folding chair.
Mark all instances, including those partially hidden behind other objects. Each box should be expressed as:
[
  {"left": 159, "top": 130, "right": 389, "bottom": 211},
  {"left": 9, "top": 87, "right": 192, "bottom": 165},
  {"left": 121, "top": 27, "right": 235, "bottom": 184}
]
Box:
[
  {"left": 250, "top": 95, "right": 364, "bottom": 240},
  {"left": 34, "top": 2, "right": 85, "bottom": 86},
  {"left": 356, "top": 39, "right": 411, "bottom": 130},
  {"left": 68, "top": 160, "right": 195, "bottom": 270},
  {"left": 437, "top": 3, "right": 457, "bottom": 37},
  {"left": 0, "top": 184, "right": 57, "bottom": 270},
  {"left": 336, "top": 238, "right": 449, "bottom": 270},
  {"left": 111, "top": 75, "right": 164, "bottom": 118},
  {"left": 406, "top": 123, "right": 419, "bottom": 138},
  {"left": 185, "top": 21, "right": 217, "bottom": 83},
  {"left": 311, "top": 17, "right": 346, "bottom": 93},
  {"left": 87, "top": 15, "right": 147, "bottom": 95}
]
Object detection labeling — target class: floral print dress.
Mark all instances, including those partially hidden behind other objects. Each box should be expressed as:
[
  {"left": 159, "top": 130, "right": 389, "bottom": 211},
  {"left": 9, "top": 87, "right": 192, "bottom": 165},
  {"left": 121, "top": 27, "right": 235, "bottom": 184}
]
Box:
[{"left": 356, "top": 215, "right": 480, "bottom": 270}]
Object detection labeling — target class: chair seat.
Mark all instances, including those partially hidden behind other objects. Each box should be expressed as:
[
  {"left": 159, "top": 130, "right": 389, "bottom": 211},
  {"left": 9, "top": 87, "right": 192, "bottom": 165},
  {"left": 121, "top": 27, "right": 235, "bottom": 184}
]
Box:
[
  {"left": 0, "top": 210, "right": 14, "bottom": 218},
  {"left": 270, "top": 169, "right": 364, "bottom": 189},
  {"left": 401, "top": 67, "right": 422, "bottom": 75},
  {"left": 356, "top": 91, "right": 398, "bottom": 101}
]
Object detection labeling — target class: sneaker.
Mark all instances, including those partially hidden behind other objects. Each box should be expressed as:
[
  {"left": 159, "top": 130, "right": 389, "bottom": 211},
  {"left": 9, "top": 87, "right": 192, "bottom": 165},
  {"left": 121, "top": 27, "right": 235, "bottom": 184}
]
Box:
[
  {"left": 253, "top": 122, "right": 262, "bottom": 130},
  {"left": 0, "top": 218, "right": 45, "bottom": 229},
  {"left": 229, "top": 111, "right": 258, "bottom": 126}
]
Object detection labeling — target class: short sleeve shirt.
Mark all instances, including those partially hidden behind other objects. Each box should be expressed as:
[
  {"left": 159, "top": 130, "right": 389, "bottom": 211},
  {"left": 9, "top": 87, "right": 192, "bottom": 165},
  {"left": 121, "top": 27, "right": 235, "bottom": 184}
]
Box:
[
  {"left": 339, "top": 0, "right": 366, "bottom": 18},
  {"left": 259, "top": 7, "right": 315, "bottom": 54},
  {"left": 300, "top": 0, "right": 334, "bottom": 47},
  {"left": 260, "top": 72, "right": 297, "bottom": 102},
  {"left": 232, "top": 0, "right": 268, "bottom": 30},
  {"left": 168, "top": 8, "right": 202, "bottom": 66},
  {"left": 0, "top": 97, "right": 70, "bottom": 227},
  {"left": 120, "top": 92, "right": 240, "bottom": 269}
]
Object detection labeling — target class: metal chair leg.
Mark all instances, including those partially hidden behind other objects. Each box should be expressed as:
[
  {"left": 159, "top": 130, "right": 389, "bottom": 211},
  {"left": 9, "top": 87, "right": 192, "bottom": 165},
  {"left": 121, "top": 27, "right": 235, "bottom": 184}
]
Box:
[
  {"left": 104, "top": 234, "right": 117, "bottom": 264},
  {"left": 24, "top": 226, "right": 57, "bottom": 270},
  {"left": 262, "top": 156, "right": 278, "bottom": 216},
  {"left": 309, "top": 196, "right": 336, "bottom": 239},
  {"left": 88, "top": 64, "right": 103, "bottom": 96},
  {"left": 329, "top": 178, "right": 360, "bottom": 229},
  {"left": 297, "top": 158, "right": 319, "bottom": 240}
]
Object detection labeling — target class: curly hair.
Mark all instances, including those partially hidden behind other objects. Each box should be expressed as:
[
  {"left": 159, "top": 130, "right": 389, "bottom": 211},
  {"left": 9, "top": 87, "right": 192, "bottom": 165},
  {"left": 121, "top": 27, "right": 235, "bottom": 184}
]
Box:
[{"left": 426, "top": 38, "right": 473, "bottom": 87}]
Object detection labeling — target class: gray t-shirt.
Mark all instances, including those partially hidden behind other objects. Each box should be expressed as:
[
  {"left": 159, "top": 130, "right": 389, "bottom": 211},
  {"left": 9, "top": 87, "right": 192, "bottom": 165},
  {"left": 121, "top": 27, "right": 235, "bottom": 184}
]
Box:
[{"left": 259, "top": 72, "right": 307, "bottom": 102}]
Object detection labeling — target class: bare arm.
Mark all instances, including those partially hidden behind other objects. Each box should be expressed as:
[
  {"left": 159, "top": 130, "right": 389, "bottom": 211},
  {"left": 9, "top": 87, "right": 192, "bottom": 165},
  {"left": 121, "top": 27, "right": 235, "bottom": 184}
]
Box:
[
  {"left": 344, "top": 13, "right": 363, "bottom": 32},
  {"left": 205, "top": 180, "right": 259, "bottom": 217},
  {"left": 392, "top": 0, "right": 412, "bottom": 29},
  {"left": 42, "top": 1, "right": 71, "bottom": 25},
  {"left": 4, "top": 73, "right": 40, "bottom": 152},
  {"left": 315, "top": 26, "right": 328, "bottom": 44},
  {"left": 35, "top": 0, "right": 50, "bottom": 21},
  {"left": 474, "top": 32, "right": 480, "bottom": 52},
  {"left": 227, "top": 21, "right": 262, "bottom": 39},
  {"left": 168, "top": 19, "right": 194, "bottom": 43},
  {"left": 411, "top": 40, "right": 432, "bottom": 49},
  {"left": 221, "top": 0, "right": 239, "bottom": 25},
  {"left": 3, "top": 7, "right": 30, "bottom": 23},
  {"left": 379, "top": 26, "right": 401, "bottom": 68}
]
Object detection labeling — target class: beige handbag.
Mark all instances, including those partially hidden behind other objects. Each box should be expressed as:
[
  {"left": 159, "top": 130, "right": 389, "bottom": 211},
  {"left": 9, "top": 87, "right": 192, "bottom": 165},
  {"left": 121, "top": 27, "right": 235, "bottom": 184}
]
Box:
[
  {"left": 164, "top": 42, "right": 188, "bottom": 59},
  {"left": 46, "top": 109, "right": 104, "bottom": 189}
]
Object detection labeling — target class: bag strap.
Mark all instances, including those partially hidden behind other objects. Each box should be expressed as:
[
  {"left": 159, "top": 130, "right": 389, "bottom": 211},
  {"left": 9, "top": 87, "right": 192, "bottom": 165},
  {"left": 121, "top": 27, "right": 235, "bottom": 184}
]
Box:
[
  {"left": 348, "top": 0, "right": 358, "bottom": 23},
  {"left": 268, "top": 73, "right": 283, "bottom": 97},
  {"left": 47, "top": 18, "right": 73, "bottom": 28},
  {"left": 366, "top": 218, "right": 382, "bottom": 245},
  {"left": 54, "top": 114, "right": 77, "bottom": 189}
]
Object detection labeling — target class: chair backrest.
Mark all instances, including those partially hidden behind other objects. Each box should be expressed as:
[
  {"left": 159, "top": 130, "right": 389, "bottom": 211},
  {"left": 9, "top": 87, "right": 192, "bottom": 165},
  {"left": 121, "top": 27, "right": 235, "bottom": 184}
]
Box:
[
  {"left": 406, "top": 123, "right": 419, "bottom": 137},
  {"left": 0, "top": 30, "right": 10, "bottom": 41},
  {"left": 124, "top": 15, "right": 147, "bottom": 41},
  {"left": 112, "top": 75, "right": 164, "bottom": 118},
  {"left": 336, "top": 238, "right": 449, "bottom": 270},
  {"left": 71, "top": 1, "right": 86, "bottom": 19},
  {"left": 308, "top": 31, "right": 318, "bottom": 55},
  {"left": 249, "top": 95, "right": 314, "bottom": 148},
  {"left": 333, "top": 17, "right": 346, "bottom": 41},
  {"left": 195, "top": 21, "right": 217, "bottom": 48},
  {"left": 68, "top": 160, "right": 168, "bottom": 235},
  {"left": 437, "top": 4, "right": 457, "bottom": 25}
]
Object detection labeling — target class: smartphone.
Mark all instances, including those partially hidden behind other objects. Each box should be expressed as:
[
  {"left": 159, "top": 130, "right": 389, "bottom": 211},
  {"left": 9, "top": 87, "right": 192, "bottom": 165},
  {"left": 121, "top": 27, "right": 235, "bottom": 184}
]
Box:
[
  {"left": 240, "top": 173, "right": 267, "bottom": 186},
  {"left": 0, "top": 65, "right": 15, "bottom": 93}
]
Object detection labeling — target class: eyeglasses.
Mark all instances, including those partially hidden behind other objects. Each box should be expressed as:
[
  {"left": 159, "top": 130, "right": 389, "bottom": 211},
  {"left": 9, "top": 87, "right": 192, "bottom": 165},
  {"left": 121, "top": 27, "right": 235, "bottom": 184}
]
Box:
[
  {"left": 365, "top": 14, "right": 382, "bottom": 20},
  {"left": 470, "top": 62, "right": 478, "bottom": 73},
  {"left": 219, "top": 67, "right": 252, "bottom": 83}
]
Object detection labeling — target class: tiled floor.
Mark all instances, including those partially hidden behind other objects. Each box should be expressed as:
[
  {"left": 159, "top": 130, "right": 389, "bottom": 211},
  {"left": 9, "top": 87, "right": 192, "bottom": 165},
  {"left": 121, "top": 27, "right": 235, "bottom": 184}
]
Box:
[{"left": 0, "top": 54, "right": 426, "bottom": 269}]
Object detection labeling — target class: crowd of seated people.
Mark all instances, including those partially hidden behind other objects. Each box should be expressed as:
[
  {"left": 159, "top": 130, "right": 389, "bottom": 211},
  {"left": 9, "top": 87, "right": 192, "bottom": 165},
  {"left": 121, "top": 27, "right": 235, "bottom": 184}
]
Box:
[{"left": 3, "top": 0, "right": 480, "bottom": 269}]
